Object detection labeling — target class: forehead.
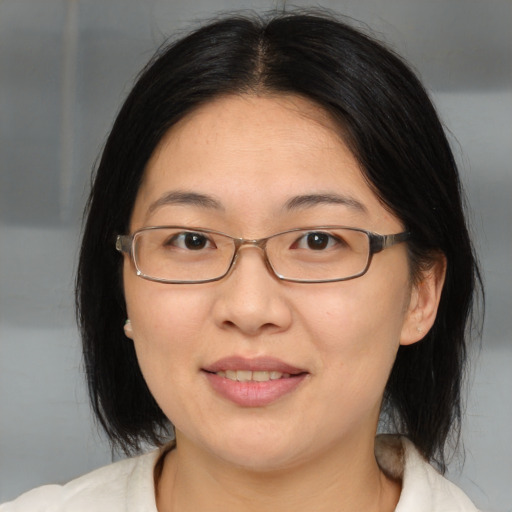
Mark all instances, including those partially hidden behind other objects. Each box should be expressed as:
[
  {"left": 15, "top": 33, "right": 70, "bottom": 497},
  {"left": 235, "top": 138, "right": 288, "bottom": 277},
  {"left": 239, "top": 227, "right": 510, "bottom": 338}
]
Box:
[
  {"left": 168, "top": 93, "right": 347, "bottom": 145},
  {"left": 146, "top": 93, "right": 354, "bottom": 173},
  {"left": 131, "top": 94, "right": 400, "bottom": 233}
]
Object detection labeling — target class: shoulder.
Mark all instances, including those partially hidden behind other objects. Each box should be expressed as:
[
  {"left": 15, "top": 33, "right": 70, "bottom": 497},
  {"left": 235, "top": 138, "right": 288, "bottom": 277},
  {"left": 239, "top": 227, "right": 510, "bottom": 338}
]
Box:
[
  {"left": 0, "top": 450, "right": 161, "bottom": 512},
  {"left": 375, "top": 435, "right": 481, "bottom": 512}
]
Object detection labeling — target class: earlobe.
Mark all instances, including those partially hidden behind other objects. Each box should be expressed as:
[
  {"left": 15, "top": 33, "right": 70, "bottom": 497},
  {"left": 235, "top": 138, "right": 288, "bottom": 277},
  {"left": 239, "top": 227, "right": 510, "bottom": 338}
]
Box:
[
  {"left": 400, "top": 254, "right": 447, "bottom": 346},
  {"left": 124, "top": 319, "right": 134, "bottom": 339}
]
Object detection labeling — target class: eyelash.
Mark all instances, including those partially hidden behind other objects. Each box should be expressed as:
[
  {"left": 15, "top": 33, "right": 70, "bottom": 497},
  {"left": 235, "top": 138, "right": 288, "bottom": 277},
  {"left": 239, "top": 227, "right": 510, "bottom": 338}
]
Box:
[
  {"left": 291, "top": 232, "right": 346, "bottom": 251},
  {"left": 165, "top": 232, "right": 216, "bottom": 250}
]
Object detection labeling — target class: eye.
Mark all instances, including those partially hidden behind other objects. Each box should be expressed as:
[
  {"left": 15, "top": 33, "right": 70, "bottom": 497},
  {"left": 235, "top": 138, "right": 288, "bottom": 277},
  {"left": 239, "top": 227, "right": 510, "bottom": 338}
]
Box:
[
  {"left": 166, "top": 231, "right": 215, "bottom": 251},
  {"left": 294, "top": 232, "right": 344, "bottom": 251}
]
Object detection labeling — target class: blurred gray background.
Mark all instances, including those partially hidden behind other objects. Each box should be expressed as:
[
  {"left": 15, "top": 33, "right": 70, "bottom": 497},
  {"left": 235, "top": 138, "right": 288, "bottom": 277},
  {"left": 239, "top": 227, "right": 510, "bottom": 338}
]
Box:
[{"left": 0, "top": 0, "right": 510, "bottom": 510}]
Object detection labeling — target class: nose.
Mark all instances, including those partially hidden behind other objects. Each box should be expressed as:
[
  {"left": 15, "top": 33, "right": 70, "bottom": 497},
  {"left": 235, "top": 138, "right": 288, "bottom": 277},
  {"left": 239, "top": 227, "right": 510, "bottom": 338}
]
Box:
[{"left": 211, "top": 246, "right": 293, "bottom": 337}]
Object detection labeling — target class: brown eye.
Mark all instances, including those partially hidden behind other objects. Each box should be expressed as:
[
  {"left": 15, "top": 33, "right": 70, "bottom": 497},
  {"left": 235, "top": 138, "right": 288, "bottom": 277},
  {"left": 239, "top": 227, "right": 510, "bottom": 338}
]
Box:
[
  {"left": 306, "top": 233, "right": 330, "bottom": 250},
  {"left": 293, "top": 232, "right": 342, "bottom": 251},
  {"left": 184, "top": 233, "right": 208, "bottom": 250},
  {"left": 167, "top": 232, "right": 214, "bottom": 250}
]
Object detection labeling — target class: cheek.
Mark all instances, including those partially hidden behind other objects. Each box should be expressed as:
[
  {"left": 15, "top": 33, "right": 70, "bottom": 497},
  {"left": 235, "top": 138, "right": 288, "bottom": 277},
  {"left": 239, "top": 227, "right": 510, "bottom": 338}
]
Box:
[
  {"left": 123, "top": 275, "right": 211, "bottom": 385},
  {"left": 124, "top": 254, "right": 210, "bottom": 333},
  {"left": 300, "top": 275, "right": 410, "bottom": 382},
  {"left": 304, "top": 281, "right": 407, "bottom": 344},
  {"left": 295, "top": 285, "right": 408, "bottom": 435}
]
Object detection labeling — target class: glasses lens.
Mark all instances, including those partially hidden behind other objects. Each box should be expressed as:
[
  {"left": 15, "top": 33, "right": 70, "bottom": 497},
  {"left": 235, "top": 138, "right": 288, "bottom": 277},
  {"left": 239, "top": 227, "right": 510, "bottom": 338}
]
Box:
[
  {"left": 133, "top": 228, "right": 235, "bottom": 282},
  {"left": 267, "top": 228, "right": 370, "bottom": 281}
]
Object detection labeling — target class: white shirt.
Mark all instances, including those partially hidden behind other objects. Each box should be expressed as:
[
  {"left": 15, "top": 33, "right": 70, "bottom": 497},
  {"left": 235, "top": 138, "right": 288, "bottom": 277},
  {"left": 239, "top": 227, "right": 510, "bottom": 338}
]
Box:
[{"left": 0, "top": 436, "right": 480, "bottom": 511}]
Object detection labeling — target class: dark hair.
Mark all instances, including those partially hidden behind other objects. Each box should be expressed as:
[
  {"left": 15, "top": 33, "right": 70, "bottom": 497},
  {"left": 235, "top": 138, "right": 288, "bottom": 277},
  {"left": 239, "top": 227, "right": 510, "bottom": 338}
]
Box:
[{"left": 76, "top": 10, "right": 482, "bottom": 471}]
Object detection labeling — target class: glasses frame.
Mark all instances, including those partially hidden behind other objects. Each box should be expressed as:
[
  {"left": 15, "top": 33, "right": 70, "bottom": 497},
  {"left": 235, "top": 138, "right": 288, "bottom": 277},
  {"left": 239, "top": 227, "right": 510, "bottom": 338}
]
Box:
[{"left": 116, "top": 226, "right": 411, "bottom": 284}]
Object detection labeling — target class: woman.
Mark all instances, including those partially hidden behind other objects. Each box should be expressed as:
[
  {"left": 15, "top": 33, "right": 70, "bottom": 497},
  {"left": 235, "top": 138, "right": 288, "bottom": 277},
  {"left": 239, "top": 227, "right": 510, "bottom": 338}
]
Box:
[{"left": 1, "top": 11, "right": 482, "bottom": 511}]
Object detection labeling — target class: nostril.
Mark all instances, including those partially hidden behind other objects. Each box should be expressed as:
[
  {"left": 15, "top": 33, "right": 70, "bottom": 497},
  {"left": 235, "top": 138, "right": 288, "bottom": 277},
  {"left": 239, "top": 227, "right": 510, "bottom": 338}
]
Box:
[{"left": 220, "top": 319, "right": 285, "bottom": 337}]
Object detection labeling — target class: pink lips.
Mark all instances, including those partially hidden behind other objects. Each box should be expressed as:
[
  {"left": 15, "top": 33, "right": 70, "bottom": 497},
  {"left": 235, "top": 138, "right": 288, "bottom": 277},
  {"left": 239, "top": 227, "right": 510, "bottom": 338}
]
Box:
[{"left": 202, "top": 356, "right": 308, "bottom": 407}]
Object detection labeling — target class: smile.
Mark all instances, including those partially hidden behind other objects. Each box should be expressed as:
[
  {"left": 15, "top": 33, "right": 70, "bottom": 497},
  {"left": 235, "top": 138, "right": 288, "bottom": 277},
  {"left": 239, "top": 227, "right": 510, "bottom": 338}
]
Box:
[
  {"left": 203, "top": 357, "right": 308, "bottom": 407},
  {"left": 215, "top": 370, "right": 291, "bottom": 382}
]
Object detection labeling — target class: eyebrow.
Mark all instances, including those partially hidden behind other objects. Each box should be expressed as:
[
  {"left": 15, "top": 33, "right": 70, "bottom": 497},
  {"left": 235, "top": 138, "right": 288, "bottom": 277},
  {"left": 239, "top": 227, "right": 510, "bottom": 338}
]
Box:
[
  {"left": 147, "top": 190, "right": 366, "bottom": 216},
  {"left": 148, "top": 190, "right": 224, "bottom": 214},
  {"left": 284, "top": 193, "right": 367, "bottom": 213}
]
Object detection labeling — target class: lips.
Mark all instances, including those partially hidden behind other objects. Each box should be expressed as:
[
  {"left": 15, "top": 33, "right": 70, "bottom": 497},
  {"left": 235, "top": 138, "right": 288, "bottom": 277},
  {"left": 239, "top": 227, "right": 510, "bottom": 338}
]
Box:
[
  {"left": 202, "top": 356, "right": 308, "bottom": 407},
  {"left": 216, "top": 369, "right": 290, "bottom": 382},
  {"left": 203, "top": 356, "right": 305, "bottom": 374}
]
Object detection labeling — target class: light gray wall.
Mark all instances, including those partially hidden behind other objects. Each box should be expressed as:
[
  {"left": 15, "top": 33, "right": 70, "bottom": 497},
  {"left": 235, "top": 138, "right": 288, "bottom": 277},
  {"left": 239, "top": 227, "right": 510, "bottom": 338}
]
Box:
[{"left": 1, "top": 1, "right": 511, "bottom": 510}]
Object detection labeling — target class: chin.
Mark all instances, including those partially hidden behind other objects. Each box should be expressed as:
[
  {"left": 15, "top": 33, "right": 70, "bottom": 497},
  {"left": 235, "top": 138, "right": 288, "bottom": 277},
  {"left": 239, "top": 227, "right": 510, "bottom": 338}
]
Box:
[{"left": 201, "top": 429, "right": 311, "bottom": 473}]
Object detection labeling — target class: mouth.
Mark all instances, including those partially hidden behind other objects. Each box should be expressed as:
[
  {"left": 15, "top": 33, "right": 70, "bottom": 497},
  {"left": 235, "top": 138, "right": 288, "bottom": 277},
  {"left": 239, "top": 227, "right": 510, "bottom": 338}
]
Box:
[
  {"left": 202, "top": 356, "right": 309, "bottom": 407},
  {"left": 202, "top": 355, "right": 307, "bottom": 380},
  {"left": 213, "top": 370, "right": 292, "bottom": 382}
]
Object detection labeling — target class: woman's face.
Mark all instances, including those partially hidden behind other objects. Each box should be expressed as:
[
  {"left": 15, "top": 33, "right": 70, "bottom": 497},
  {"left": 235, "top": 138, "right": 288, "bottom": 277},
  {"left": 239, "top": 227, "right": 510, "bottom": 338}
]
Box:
[{"left": 123, "top": 94, "right": 424, "bottom": 470}]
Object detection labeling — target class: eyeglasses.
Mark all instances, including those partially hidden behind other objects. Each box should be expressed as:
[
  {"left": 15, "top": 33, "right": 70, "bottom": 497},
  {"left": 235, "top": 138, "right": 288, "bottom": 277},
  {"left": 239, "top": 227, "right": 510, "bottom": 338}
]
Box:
[{"left": 116, "top": 226, "right": 410, "bottom": 284}]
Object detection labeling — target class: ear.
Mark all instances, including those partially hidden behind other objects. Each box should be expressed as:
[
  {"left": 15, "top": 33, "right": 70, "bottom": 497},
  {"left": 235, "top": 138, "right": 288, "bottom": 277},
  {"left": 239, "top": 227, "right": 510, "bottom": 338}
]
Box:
[
  {"left": 123, "top": 319, "right": 134, "bottom": 339},
  {"left": 400, "top": 254, "right": 447, "bottom": 346}
]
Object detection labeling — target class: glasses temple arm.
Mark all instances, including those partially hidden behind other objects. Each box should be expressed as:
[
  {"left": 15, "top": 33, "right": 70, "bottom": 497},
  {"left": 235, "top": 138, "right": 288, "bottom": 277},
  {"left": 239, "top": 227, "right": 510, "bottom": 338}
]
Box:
[{"left": 369, "top": 231, "right": 411, "bottom": 254}]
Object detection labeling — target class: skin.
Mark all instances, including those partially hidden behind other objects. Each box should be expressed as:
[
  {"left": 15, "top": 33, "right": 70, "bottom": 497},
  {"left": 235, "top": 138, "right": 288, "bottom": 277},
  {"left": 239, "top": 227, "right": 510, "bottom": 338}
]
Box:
[{"left": 122, "top": 94, "right": 445, "bottom": 512}]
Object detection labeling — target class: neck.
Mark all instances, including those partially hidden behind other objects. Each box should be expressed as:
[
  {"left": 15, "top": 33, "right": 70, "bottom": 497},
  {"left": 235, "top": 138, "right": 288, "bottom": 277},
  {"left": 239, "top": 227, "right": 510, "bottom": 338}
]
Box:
[{"left": 156, "top": 433, "right": 401, "bottom": 512}]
